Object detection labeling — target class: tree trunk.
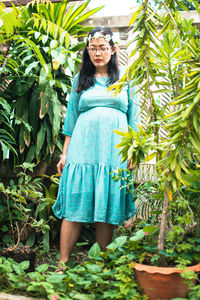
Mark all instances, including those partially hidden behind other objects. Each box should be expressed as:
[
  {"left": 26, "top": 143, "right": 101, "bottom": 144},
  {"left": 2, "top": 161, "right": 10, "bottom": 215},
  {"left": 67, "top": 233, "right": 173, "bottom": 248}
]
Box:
[{"left": 158, "top": 189, "right": 170, "bottom": 266}]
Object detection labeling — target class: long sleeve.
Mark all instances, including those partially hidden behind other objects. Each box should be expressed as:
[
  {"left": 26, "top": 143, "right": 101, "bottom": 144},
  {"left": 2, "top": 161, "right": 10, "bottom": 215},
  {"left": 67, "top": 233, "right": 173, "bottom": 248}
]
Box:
[
  {"left": 127, "top": 83, "right": 140, "bottom": 131},
  {"left": 63, "top": 73, "right": 80, "bottom": 136}
]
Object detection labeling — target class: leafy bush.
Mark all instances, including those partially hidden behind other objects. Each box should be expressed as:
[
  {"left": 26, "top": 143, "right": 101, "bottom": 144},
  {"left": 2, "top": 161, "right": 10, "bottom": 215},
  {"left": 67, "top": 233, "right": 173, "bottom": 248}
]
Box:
[
  {"left": 0, "top": 163, "right": 57, "bottom": 251},
  {"left": 0, "top": 0, "right": 102, "bottom": 165}
]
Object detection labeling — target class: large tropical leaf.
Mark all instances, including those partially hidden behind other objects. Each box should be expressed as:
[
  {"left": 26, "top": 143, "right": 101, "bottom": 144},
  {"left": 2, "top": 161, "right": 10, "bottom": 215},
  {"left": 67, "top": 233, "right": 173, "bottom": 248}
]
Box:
[
  {"left": 0, "top": 98, "right": 17, "bottom": 161},
  {"left": 0, "top": 3, "right": 20, "bottom": 37},
  {"left": 26, "top": 0, "right": 103, "bottom": 48}
]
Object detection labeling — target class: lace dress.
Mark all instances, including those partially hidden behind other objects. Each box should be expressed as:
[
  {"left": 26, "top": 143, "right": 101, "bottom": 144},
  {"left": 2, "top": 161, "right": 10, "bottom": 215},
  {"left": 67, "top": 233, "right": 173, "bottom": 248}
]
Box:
[{"left": 52, "top": 70, "right": 140, "bottom": 224}]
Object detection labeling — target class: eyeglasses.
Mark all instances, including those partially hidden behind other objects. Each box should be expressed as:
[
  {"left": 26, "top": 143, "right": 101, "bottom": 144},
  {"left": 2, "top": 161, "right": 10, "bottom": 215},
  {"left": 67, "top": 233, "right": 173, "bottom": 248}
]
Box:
[{"left": 87, "top": 46, "right": 111, "bottom": 54}]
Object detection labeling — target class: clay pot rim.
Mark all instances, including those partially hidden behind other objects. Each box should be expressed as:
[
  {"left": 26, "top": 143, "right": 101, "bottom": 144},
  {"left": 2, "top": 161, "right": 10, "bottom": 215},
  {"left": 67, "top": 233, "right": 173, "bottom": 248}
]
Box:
[{"left": 134, "top": 262, "right": 200, "bottom": 275}]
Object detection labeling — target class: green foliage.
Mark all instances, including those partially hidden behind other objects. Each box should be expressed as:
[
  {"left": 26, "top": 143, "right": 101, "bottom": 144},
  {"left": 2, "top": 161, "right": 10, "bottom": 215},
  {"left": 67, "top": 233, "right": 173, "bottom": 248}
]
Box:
[
  {"left": 2, "top": 230, "right": 199, "bottom": 298},
  {"left": 113, "top": 125, "right": 155, "bottom": 167},
  {"left": 0, "top": 240, "right": 147, "bottom": 300},
  {"left": 111, "top": 168, "right": 135, "bottom": 195},
  {"left": 109, "top": 0, "right": 200, "bottom": 259},
  {"left": 0, "top": 256, "right": 30, "bottom": 292},
  {"left": 178, "top": 0, "right": 200, "bottom": 11},
  {"left": 0, "top": 2, "right": 22, "bottom": 38},
  {"left": 126, "top": 203, "right": 200, "bottom": 267},
  {"left": 134, "top": 181, "right": 163, "bottom": 221},
  {"left": 143, "top": 0, "right": 198, "bottom": 11},
  {"left": 0, "top": 98, "right": 17, "bottom": 161},
  {"left": 188, "top": 283, "right": 200, "bottom": 300},
  {"left": 0, "top": 0, "right": 102, "bottom": 165},
  {"left": 24, "top": 0, "right": 103, "bottom": 42},
  {"left": 111, "top": 0, "right": 200, "bottom": 190},
  {"left": 0, "top": 163, "right": 57, "bottom": 250}
]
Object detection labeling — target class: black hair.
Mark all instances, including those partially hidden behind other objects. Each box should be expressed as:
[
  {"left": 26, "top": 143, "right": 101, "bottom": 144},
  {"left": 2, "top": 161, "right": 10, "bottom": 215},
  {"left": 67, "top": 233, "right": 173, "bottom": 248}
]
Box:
[{"left": 76, "top": 26, "right": 119, "bottom": 93}]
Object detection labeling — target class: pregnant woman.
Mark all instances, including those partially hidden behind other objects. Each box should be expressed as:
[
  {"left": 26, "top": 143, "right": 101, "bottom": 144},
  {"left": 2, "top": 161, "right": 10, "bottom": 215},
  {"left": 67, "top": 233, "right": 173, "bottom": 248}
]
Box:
[{"left": 52, "top": 26, "right": 140, "bottom": 271}]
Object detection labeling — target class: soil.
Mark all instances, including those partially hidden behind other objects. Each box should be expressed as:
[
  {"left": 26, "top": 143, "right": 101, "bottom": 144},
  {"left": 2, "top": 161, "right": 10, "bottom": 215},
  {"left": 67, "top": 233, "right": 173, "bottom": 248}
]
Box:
[
  {"left": 1, "top": 246, "right": 36, "bottom": 272},
  {"left": 34, "top": 244, "right": 90, "bottom": 269},
  {"left": 1, "top": 240, "right": 91, "bottom": 275}
]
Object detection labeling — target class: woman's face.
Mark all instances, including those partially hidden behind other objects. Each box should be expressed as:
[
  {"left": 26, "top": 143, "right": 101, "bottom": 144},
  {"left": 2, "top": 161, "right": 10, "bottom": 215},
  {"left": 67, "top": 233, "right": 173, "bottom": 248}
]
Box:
[{"left": 87, "top": 37, "right": 116, "bottom": 70}]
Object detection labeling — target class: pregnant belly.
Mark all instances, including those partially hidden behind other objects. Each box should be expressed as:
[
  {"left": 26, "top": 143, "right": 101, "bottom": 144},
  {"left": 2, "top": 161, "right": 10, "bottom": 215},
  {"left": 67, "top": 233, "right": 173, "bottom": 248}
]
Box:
[
  {"left": 66, "top": 107, "right": 128, "bottom": 165},
  {"left": 78, "top": 106, "right": 127, "bottom": 129}
]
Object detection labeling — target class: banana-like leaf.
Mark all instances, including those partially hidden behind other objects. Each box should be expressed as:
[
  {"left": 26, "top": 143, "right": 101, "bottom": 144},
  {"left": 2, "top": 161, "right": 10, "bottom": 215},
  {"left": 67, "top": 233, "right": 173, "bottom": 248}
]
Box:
[
  {"left": 51, "top": 91, "right": 61, "bottom": 140},
  {"left": 36, "top": 123, "right": 46, "bottom": 157},
  {"left": 12, "top": 35, "right": 52, "bottom": 79}
]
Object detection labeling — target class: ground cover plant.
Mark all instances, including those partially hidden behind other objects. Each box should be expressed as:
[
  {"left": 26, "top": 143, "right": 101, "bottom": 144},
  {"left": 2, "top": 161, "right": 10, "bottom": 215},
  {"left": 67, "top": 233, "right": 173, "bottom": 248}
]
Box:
[{"left": 0, "top": 238, "right": 147, "bottom": 300}]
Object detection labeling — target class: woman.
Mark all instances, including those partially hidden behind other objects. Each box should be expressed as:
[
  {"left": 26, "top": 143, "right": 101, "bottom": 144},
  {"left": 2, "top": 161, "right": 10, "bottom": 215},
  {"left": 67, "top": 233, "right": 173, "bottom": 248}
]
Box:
[{"left": 52, "top": 26, "right": 140, "bottom": 270}]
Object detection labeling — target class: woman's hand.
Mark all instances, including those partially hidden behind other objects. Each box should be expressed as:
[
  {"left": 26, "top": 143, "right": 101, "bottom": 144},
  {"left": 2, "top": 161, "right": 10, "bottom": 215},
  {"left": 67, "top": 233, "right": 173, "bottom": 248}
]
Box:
[
  {"left": 127, "top": 159, "right": 137, "bottom": 170},
  {"left": 57, "top": 155, "right": 67, "bottom": 176},
  {"left": 57, "top": 136, "right": 71, "bottom": 176}
]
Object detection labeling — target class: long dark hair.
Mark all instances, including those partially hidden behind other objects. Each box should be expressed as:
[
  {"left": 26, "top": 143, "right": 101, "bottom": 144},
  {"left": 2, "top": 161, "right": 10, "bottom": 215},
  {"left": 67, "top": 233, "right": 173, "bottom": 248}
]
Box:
[{"left": 76, "top": 26, "right": 119, "bottom": 93}]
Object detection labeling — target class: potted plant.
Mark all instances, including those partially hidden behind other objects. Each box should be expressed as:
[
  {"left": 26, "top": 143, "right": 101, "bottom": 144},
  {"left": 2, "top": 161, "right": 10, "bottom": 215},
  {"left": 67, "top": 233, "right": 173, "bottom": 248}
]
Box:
[{"left": 109, "top": 0, "right": 200, "bottom": 298}]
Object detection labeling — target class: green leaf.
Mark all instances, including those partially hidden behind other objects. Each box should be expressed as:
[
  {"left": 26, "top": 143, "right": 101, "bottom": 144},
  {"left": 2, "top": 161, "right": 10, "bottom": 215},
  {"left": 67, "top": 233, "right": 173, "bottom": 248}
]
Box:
[
  {"left": 86, "top": 264, "right": 102, "bottom": 273},
  {"left": 103, "top": 290, "right": 119, "bottom": 299},
  {"left": 8, "top": 273, "right": 20, "bottom": 282},
  {"left": 56, "top": 0, "right": 68, "bottom": 27},
  {"left": 51, "top": 91, "right": 61, "bottom": 139},
  {"left": 24, "top": 61, "right": 39, "bottom": 75},
  {"left": 1, "top": 225, "right": 8, "bottom": 232},
  {"left": 107, "top": 236, "right": 127, "bottom": 250},
  {"left": 26, "top": 145, "right": 36, "bottom": 163},
  {"left": 34, "top": 31, "right": 40, "bottom": 39},
  {"left": 68, "top": 6, "right": 104, "bottom": 32},
  {"left": 26, "top": 232, "right": 36, "bottom": 247},
  {"left": 143, "top": 225, "right": 158, "bottom": 234},
  {"left": 130, "top": 229, "right": 145, "bottom": 242},
  {"left": 20, "top": 261, "right": 30, "bottom": 270},
  {"left": 42, "top": 230, "right": 50, "bottom": 251},
  {"left": 13, "top": 35, "right": 52, "bottom": 79},
  {"left": 12, "top": 264, "right": 23, "bottom": 275},
  {"left": 88, "top": 242, "right": 101, "bottom": 259},
  {"left": 50, "top": 39, "right": 58, "bottom": 49},
  {"left": 35, "top": 264, "right": 49, "bottom": 273},
  {"left": 0, "top": 140, "right": 8, "bottom": 160},
  {"left": 0, "top": 182, "right": 4, "bottom": 192},
  {"left": 170, "top": 298, "right": 186, "bottom": 300},
  {"left": 42, "top": 34, "right": 48, "bottom": 45},
  {"left": 73, "top": 294, "right": 95, "bottom": 300},
  {"left": 36, "top": 123, "right": 46, "bottom": 157},
  {"left": 145, "top": 152, "right": 156, "bottom": 162}
]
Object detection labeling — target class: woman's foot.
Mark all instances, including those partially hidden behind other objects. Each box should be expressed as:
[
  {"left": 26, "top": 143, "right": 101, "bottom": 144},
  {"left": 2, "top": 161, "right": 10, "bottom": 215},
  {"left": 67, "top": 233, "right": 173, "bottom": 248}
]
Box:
[
  {"left": 55, "top": 267, "right": 64, "bottom": 275},
  {"left": 55, "top": 261, "right": 67, "bottom": 274}
]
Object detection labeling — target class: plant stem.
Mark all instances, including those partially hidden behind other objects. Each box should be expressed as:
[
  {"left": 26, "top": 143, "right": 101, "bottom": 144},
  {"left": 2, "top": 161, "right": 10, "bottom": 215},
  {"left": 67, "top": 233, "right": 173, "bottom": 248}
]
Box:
[
  {"left": 158, "top": 188, "right": 169, "bottom": 266},
  {"left": 6, "top": 194, "right": 15, "bottom": 244},
  {"left": 162, "top": 2, "right": 180, "bottom": 40}
]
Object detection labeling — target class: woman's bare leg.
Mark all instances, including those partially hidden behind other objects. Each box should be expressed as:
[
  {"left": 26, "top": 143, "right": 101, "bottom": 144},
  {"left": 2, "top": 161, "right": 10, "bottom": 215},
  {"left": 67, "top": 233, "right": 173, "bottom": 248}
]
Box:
[
  {"left": 95, "top": 222, "right": 115, "bottom": 250},
  {"left": 58, "top": 219, "right": 82, "bottom": 267}
]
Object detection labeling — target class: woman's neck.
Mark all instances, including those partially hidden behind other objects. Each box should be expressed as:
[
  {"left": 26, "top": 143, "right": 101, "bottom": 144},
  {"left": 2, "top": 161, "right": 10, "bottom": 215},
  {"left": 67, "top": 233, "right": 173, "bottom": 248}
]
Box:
[{"left": 95, "top": 66, "right": 108, "bottom": 77}]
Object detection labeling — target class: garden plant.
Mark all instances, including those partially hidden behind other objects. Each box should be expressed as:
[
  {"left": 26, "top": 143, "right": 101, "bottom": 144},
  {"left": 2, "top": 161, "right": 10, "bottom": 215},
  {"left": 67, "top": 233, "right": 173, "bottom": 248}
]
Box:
[
  {"left": 109, "top": 0, "right": 200, "bottom": 297},
  {"left": 0, "top": 0, "right": 102, "bottom": 169}
]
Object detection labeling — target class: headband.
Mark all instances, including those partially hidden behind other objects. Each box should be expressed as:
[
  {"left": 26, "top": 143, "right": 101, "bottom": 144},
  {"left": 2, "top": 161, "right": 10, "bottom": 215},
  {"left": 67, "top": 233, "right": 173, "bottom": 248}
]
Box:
[{"left": 85, "top": 32, "right": 112, "bottom": 43}]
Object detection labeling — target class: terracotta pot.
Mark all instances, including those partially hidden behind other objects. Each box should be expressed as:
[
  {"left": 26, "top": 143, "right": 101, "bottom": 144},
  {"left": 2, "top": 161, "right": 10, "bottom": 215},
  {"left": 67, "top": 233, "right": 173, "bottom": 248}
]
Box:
[{"left": 134, "top": 262, "right": 200, "bottom": 300}]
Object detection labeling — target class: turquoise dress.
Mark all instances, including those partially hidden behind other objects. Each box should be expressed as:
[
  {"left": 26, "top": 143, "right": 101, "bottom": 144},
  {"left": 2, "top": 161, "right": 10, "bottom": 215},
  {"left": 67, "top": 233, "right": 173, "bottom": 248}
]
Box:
[{"left": 52, "top": 70, "right": 140, "bottom": 225}]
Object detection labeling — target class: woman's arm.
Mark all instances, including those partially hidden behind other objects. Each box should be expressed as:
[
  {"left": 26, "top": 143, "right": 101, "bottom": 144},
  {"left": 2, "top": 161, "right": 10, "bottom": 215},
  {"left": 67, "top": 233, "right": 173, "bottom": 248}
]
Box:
[{"left": 57, "top": 135, "right": 71, "bottom": 176}]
